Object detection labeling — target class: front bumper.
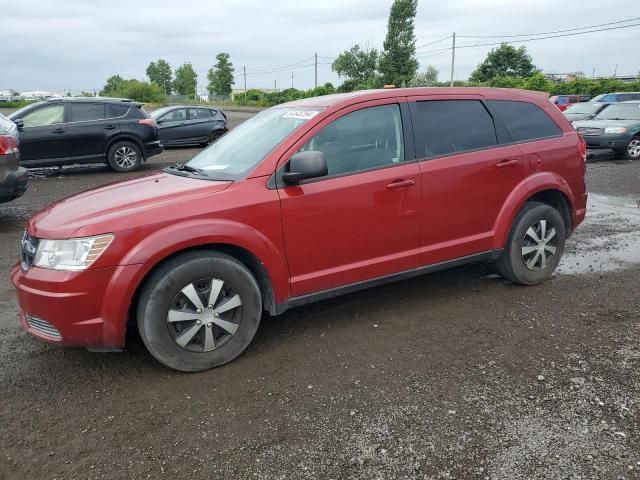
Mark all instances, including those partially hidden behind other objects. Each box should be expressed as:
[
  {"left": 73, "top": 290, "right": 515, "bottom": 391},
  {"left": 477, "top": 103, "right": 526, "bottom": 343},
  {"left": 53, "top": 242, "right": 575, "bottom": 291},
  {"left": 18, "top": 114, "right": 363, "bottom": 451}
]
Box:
[
  {"left": 0, "top": 167, "right": 28, "bottom": 203},
  {"left": 581, "top": 133, "right": 631, "bottom": 150},
  {"left": 143, "top": 140, "right": 163, "bottom": 159},
  {"left": 11, "top": 263, "right": 140, "bottom": 348}
]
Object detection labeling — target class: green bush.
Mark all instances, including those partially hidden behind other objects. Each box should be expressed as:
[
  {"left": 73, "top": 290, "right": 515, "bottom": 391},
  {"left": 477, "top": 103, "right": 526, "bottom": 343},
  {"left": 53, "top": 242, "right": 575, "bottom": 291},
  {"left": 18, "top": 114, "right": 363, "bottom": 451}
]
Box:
[
  {"left": 0, "top": 100, "right": 35, "bottom": 108},
  {"left": 103, "top": 79, "right": 166, "bottom": 104}
]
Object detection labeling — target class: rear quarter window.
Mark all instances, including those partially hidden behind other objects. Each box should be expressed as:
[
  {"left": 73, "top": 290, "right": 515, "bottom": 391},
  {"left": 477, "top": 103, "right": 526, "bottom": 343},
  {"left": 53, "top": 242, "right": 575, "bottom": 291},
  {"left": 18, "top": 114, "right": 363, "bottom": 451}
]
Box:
[
  {"left": 488, "top": 100, "right": 562, "bottom": 143},
  {"left": 106, "top": 104, "right": 131, "bottom": 118}
]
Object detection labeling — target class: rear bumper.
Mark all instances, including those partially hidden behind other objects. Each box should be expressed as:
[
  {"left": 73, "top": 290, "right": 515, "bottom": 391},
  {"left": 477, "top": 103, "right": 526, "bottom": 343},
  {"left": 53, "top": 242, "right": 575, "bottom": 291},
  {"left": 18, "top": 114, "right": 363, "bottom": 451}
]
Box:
[
  {"left": 143, "top": 140, "right": 163, "bottom": 159},
  {"left": 0, "top": 167, "right": 28, "bottom": 203},
  {"left": 11, "top": 263, "right": 141, "bottom": 348},
  {"left": 582, "top": 134, "right": 631, "bottom": 150}
]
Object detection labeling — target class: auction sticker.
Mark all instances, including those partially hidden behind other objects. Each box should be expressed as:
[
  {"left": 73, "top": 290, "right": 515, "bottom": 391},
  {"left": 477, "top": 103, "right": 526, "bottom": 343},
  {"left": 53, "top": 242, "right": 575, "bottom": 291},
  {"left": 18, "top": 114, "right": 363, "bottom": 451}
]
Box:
[{"left": 283, "top": 110, "right": 319, "bottom": 120}]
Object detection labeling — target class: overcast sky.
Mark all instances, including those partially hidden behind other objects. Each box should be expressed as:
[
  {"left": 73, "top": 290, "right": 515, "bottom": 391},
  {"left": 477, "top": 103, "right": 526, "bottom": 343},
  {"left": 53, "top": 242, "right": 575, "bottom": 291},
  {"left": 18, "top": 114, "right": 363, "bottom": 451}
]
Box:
[{"left": 1, "top": 0, "right": 638, "bottom": 93}]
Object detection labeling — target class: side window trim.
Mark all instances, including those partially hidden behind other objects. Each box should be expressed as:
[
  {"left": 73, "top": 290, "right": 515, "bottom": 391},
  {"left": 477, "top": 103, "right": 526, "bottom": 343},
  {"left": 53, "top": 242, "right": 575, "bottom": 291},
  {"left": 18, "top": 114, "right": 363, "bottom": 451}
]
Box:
[
  {"left": 409, "top": 98, "right": 501, "bottom": 161},
  {"left": 271, "top": 101, "right": 415, "bottom": 189}
]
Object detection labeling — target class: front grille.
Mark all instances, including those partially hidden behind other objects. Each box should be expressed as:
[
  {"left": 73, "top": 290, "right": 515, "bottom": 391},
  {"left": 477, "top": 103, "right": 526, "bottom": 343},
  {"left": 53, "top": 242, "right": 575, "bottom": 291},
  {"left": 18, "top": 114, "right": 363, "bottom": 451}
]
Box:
[
  {"left": 21, "top": 231, "right": 39, "bottom": 270},
  {"left": 578, "top": 127, "right": 602, "bottom": 136},
  {"left": 26, "top": 314, "right": 62, "bottom": 340}
]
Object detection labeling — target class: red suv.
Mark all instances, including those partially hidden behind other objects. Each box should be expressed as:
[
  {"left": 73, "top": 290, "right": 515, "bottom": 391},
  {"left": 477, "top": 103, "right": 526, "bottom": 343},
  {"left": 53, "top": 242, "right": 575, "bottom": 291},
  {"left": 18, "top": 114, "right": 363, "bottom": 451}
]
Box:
[{"left": 12, "top": 88, "right": 588, "bottom": 372}]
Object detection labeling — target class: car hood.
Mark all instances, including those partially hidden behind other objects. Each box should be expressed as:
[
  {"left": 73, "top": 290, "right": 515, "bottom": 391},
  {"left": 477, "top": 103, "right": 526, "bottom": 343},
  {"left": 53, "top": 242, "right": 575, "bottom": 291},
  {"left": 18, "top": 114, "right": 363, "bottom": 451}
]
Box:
[
  {"left": 28, "top": 172, "right": 232, "bottom": 238},
  {"left": 573, "top": 119, "right": 640, "bottom": 129}
]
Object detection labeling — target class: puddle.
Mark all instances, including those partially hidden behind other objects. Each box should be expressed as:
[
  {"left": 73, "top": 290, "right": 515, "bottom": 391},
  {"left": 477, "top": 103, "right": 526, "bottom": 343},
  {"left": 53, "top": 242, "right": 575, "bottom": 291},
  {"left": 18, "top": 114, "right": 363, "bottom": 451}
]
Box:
[{"left": 557, "top": 194, "right": 640, "bottom": 275}]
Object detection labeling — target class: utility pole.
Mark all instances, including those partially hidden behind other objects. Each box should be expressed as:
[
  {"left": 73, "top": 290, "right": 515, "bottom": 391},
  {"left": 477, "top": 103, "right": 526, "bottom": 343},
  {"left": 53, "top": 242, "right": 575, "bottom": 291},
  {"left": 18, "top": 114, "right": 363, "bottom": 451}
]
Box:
[
  {"left": 291, "top": 72, "right": 294, "bottom": 89},
  {"left": 592, "top": 68, "right": 596, "bottom": 78},
  {"left": 314, "top": 53, "right": 318, "bottom": 89},
  {"left": 613, "top": 63, "right": 619, "bottom": 77},
  {"left": 274, "top": 79, "right": 277, "bottom": 92},
  {"left": 243, "top": 65, "right": 247, "bottom": 99},
  {"left": 450, "top": 32, "right": 456, "bottom": 87}
]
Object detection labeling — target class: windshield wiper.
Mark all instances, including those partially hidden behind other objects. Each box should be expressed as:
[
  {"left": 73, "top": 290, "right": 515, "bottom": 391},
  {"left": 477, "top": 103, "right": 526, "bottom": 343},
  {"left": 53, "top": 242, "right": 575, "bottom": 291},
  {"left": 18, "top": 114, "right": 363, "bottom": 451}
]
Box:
[{"left": 167, "top": 163, "right": 209, "bottom": 176}]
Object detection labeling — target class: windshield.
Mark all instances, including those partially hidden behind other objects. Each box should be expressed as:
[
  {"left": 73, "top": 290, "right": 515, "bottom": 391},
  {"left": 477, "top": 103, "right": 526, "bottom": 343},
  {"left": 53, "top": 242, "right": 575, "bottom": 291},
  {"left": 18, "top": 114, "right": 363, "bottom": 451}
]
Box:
[
  {"left": 565, "top": 102, "right": 605, "bottom": 115},
  {"left": 595, "top": 103, "right": 640, "bottom": 120},
  {"left": 149, "top": 107, "right": 172, "bottom": 119},
  {"left": 8, "top": 101, "right": 44, "bottom": 120},
  {"left": 181, "top": 107, "right": 322, "bottom": 180}
]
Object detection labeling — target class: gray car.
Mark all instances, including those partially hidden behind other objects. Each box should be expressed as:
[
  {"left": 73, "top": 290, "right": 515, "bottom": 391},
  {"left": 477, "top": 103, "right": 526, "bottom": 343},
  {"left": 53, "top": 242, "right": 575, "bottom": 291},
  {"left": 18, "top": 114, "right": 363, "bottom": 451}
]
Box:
[
  {"left": 573, "top": 101, "right": 640, "bottom": 160},
  {"left": 563, "top": 102, "right": 611, "bottom": 123},
  {"left": 150, "top": 106, "right": 227, "bottom": 147}
]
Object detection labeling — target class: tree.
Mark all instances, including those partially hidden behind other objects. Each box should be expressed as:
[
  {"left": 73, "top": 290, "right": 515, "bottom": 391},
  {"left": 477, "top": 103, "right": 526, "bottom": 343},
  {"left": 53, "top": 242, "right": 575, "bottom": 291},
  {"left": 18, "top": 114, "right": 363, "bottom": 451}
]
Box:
[
  {"left": 332, "top": 44, "right": 380, "bottom": 85},
  {"left": 378, "top": 0, "right": 419, "bottom": 86},
  {"left": 146, "top": 59, "right": 173, "bottom": 94},
  {"left": 100, "top": 75, "right": 124, "bottom": 96},
  {"left": 207, "top": 53, "right": 234, "bottom": 96},
  {"left": 410, "top": 65, "right": 439, "bottom": 86},
  {"left": 173, "top": 62, "right": 198, "bottom": 97},
  {"left": 470, "top": 44, "right": 537, "bottom": 82}
]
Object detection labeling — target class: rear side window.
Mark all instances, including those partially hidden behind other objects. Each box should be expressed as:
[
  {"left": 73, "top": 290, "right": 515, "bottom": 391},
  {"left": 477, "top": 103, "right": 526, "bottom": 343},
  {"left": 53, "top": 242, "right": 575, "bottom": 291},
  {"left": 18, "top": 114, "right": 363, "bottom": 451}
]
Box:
[
  {"left": 189, "top": 108, "right": 212, "bottom": 120},
  {"left": 412, "top": 100, "right": 497, "bottom": 158},
  {"left": 70, "top": 103, "right": 105, "bottom": 122},
  {"left": 106, "top": 104, "right": 130, "bottom": 118},
  {"left": 489, "top": 100, "right": 562, "bottom": 143},
  {"left": 618, "top": 93, "right": 640, "bottom": 102}
]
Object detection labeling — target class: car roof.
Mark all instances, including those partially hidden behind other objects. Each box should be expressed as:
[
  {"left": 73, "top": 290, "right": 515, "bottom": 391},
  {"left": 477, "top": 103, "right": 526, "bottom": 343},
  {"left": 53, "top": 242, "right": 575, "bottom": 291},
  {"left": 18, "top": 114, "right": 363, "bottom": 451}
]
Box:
[
  {"left": 163, "top": 105, "right": 218, "bottom": 109},
  {"left": 277, "top": 87, "right": 551, "bottom": 109},
  {"left": 47, "top": 97, "right": 142, "bottom": 105}
]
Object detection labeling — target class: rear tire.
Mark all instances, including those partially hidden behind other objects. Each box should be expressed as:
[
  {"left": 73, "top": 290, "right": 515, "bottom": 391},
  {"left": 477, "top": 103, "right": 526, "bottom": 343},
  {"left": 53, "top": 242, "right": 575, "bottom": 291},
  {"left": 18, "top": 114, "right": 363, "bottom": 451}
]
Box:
[
  {"left": 107, "top": 141, "right": 142, "bottom": 172},
  {"left": 496, "top": 202, "right": 566, "bottom": 285},
  {"left": 624, "top": 136, "right": 640, "bottom": 160},
  {"left": 137, "top": 251, "right": 262, "bottom": 372}
]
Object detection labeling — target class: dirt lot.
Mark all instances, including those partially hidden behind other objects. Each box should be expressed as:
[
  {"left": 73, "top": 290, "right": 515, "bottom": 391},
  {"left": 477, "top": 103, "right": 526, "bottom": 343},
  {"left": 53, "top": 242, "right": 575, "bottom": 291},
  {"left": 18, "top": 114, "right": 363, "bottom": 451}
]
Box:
[{"left": 1, "top": 111, "right": 640, "bottom": 479}]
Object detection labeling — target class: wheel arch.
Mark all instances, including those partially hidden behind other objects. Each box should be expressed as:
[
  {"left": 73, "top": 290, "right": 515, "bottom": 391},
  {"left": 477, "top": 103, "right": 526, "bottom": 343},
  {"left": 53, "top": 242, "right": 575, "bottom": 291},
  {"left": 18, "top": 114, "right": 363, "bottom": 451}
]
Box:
[
  {"left": 106, "top": 135, "right": 145, "bottom": 160},
  {"left": 492, "top": 173, "right": 575, "bottom": 249}
]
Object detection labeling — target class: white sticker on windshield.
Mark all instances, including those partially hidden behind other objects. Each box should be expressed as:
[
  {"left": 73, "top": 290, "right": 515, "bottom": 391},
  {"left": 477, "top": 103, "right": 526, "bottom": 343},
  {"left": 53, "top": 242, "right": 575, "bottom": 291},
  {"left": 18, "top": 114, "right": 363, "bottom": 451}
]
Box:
[
  {"left": 283, "top": 110, "right": 319, "bottom": 120},
  {"left": 203, "top": 165, "right": 229, "bottom": 170}
]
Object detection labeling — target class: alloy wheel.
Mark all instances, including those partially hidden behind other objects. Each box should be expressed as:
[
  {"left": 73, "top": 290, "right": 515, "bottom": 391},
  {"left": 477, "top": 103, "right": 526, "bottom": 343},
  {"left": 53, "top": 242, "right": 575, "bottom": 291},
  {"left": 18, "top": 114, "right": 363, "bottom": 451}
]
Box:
[
  {"left": 628, "top": 139, "right": 640, "bottom": 159},
  {"left": 167, "top": 278, "right": 243, "bottom": 352},
  {"left": 114, "top": 146, "right": 138, "bottom": 169},
  {"left": 521, "top": 219, "right": 558, "bottom": 271}
]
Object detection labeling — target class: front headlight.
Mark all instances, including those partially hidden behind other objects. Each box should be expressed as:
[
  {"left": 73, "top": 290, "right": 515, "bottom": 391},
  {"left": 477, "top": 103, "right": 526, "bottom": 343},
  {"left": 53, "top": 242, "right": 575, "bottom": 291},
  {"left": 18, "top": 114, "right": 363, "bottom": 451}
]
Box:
[
  {"left": 604, "top": 127, "right": 627, "bottom": 134},
  {"left": 33, "top": 234, "right": 114, "bottom": 271}
]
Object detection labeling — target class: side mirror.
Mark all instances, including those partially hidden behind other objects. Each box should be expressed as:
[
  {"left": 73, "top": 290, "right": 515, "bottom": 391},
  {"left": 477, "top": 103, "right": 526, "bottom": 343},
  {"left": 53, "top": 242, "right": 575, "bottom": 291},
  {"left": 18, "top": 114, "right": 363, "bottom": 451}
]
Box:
[
  {"left": 157, "top": 119, "right": 166, "bottom": 125},
  {"left": 14, "top": 119, "right": 24, "bottom": 130},
  {"left": 282, "top": 151, "right": 328, "bottom": 185}
]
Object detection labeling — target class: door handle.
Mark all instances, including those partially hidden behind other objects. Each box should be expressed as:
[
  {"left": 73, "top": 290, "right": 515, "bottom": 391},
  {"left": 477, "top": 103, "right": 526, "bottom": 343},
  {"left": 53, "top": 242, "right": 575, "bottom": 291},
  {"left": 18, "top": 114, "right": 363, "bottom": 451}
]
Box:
[
  {"left": 52, "top": 128, "right": 65, "bottom": 134},
  {"left": 104, "top": 125, "right": 116, "bottom": 130},
  {"left": 385, "top": 179, "right": 415, "bottom": 189},
  {"left": 496, "top": 159, "right": 519, "bottom": 168}
]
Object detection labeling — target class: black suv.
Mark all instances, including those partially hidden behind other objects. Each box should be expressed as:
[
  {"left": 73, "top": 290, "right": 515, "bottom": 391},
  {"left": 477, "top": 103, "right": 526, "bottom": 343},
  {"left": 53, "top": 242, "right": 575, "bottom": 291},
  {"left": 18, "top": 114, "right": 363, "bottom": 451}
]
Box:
[{"left": 8, "top": 98, "right": 163, "bottom": 172}]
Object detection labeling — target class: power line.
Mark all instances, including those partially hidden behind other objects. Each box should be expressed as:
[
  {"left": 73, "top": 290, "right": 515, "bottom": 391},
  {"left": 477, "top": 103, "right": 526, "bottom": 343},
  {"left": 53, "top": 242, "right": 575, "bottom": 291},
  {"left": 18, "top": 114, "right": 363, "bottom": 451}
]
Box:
[
  {"left": 457, "top": 16, "right": 640, "bottom": 38},
  {"left": 245, "top": 56, "right": 315, "bottom": 74},
  {"left": 415, "top": 35, "right": 452, "bottom": 49}
]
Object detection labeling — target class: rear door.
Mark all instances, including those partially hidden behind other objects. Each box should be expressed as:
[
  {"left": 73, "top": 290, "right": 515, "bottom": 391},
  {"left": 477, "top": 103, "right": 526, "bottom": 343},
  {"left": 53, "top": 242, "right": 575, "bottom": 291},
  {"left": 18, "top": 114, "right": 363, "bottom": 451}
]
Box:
[
  {"left": 186, "top": 108, "right": 215, "bottom": 142},
  {"left": 67, "top": 103, "right": 115, "bottom": 159},
  {"left": 409, "top": 95, "right": 525, "bottom": 265},
  {"left": 15, "top": 103, "right": 68, "bottom": 163}
]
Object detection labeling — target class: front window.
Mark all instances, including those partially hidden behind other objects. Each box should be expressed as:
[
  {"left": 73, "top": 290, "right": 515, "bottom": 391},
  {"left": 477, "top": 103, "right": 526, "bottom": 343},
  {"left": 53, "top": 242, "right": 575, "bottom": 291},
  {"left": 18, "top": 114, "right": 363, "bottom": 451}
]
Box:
[
  {"left": 595, "top": 104, "right": 640, "bottom": 120},
  {"left": 181, "top": 107, "right": 321, "bottom": 180},
  {"left": 21, "top": 105, "right": 65, "bottom": 128}
]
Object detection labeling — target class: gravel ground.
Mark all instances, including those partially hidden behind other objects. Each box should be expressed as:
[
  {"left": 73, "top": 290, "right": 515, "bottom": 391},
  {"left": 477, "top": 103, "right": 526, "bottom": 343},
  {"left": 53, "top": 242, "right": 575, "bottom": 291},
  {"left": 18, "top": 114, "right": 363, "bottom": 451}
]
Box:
[{"left": 1, "top": 111, "right": 639, "bottom": 479}]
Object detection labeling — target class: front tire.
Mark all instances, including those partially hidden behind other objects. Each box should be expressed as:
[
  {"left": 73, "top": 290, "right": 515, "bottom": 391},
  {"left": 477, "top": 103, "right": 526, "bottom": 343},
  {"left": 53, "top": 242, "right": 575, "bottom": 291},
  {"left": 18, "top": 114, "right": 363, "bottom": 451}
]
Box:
[
  {"left": 107, "top": 141, "right": 142, "bottom": 172},
  {"left": 624, "top": 136, "right": 640, "bottom": 160},
  {"left": 137, "top": 251, "right": 262, "bottom": 372},
  {"left": 496, "top": 202, "right": 566, "bottom": 285}
]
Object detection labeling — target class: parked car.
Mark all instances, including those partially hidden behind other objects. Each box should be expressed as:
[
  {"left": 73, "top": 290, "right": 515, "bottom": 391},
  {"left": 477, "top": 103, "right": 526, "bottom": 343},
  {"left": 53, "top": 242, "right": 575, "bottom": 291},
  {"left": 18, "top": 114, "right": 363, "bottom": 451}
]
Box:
[
  {"left": 573, "top": 101, "right": 640, "bottom": 159},
  {"left": 12, "top": 87, "right": 587, "bottom": 372},
  {"left": 549, "top": 95, "right": 592, "bottom": 111},
  {"left": 150, "top": 106, "right": 227, "bottom": 147},
  {"left": 0, "top": 113, "right": 28, "bottom": 203},
  {"left": 563, "top": 102, "right": 611, "bottom": 122},
  {"left": 8, "top": 98, "right": 163, "bottom": 172},
  {"left": 591, "top": 92, "right": 640, "bottom": 103}
]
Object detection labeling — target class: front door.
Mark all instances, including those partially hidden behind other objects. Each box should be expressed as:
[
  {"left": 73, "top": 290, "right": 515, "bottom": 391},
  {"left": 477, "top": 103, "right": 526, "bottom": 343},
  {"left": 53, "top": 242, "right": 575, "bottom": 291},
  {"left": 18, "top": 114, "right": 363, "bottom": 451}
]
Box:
[
  {"left": 16, "top": 103, "right": 68, "bottom": 163},
  {"left": 158, "top": 108, "right": 188, "bottom": 144},
  {"left": 278, "top": 101, "right": 421, "bottom": 297}
]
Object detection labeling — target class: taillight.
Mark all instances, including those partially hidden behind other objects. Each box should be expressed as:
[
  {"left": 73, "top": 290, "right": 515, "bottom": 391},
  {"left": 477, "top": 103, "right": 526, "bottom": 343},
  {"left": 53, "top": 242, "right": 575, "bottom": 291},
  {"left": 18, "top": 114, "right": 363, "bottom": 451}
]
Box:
[
  {"left": 0, "top": 135, "right": 18, "bottom": 156},
  {"left": 577, "top": 135, "right": 587, "bottom": 160},
  {"left": 138, "top": 118, "right": 156, "bottom": 127}
]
